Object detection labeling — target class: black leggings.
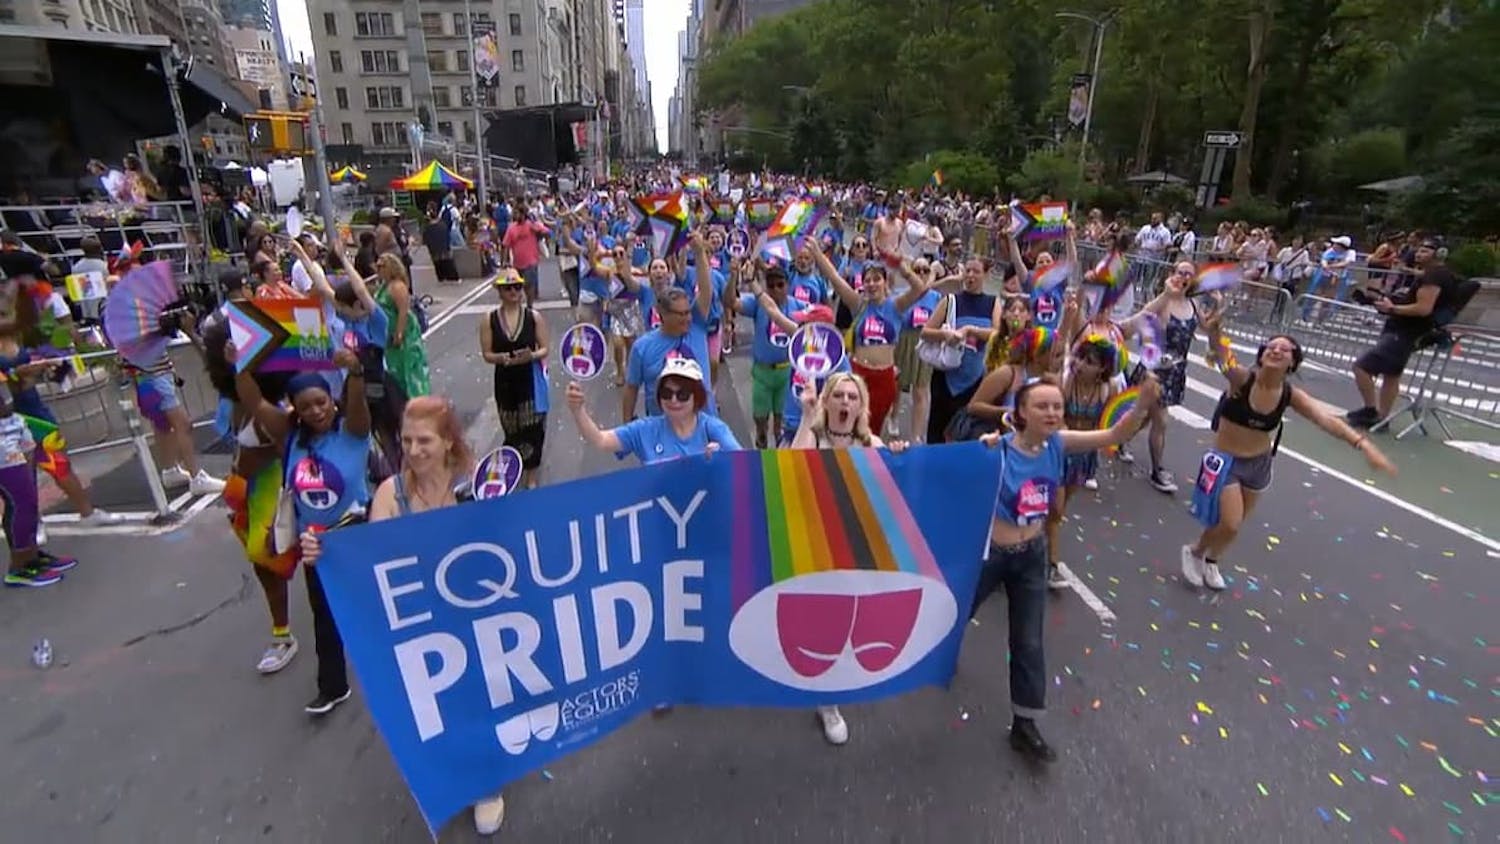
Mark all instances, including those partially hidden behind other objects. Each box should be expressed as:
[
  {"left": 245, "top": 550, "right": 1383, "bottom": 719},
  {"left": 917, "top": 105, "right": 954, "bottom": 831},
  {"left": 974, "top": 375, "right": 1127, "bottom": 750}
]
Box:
[{"left": 927, "top": 369, "right": 979, "bottom": 444}]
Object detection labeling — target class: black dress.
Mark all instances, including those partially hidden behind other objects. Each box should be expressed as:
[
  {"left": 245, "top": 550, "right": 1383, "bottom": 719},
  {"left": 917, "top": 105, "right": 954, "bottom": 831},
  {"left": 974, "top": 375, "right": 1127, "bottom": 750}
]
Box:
[{"left": 490, "top": 307, "right": 546, "bottom": 469}]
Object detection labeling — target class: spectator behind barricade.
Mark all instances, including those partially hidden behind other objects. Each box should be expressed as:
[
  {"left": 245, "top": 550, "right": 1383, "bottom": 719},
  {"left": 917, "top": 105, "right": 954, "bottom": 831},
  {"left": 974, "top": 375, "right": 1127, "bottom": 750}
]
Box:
[
  {"left": 1170, "top": 217, "right": 1197, "bottom": 262},
  {"left": 1134, "top": 211, "right": 1173, "bottom": 262},
  {"left": 1236, "top": 228, "right": 1271, "bottom": 281},
  {"left": 1353, "top": 233, "right": 1404, "bottom": 305},
  {"left": 1345, "top": 238, "right": 1467, "bottom": 428},
  {"left": 1209, "top": 221, "right": 1234, "bottom": 260},
  {"left": 354, "top": 231, "right": 378, "bottom": 279},
  {"left": 374, "top": 207, "right": 412, "bottom": 282},
  {"left": 1299, "top": 235, "right": 1357, "bottom": 321}
]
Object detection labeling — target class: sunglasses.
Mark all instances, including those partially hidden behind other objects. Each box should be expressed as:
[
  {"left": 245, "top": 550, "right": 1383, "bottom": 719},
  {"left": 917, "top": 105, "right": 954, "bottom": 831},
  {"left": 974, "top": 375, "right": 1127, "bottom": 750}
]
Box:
[
  {"left": 852, "top": 241, "right": 869, "bottom": 248},
  {"left": 659, "top": 386, "right": 695, "bottom": 403}
]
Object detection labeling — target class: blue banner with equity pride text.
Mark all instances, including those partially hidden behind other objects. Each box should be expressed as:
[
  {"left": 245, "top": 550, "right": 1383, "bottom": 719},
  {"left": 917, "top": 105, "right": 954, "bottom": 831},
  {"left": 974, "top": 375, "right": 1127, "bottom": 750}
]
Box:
[{"left": 317, "top": 443, "right": 1000, "bottom": 832}]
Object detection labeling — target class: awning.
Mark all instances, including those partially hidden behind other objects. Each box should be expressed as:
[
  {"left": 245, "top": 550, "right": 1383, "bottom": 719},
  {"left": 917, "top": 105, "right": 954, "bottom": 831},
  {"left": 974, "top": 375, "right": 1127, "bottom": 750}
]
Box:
[{"left": 181, "top": 60, "right": 256, "bottom": 120}]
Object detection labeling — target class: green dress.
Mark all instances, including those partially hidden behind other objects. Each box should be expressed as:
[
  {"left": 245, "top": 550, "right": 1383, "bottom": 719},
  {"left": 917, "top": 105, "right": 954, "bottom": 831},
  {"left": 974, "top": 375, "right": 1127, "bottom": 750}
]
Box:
[{"left": 375, "top": 282, "right": 430, "bottom": 398}]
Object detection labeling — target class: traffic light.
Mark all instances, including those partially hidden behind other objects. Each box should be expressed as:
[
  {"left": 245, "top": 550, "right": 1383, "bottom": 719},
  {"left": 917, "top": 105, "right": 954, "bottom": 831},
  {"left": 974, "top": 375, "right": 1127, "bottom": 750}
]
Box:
[{"left": 244, "top": 112, "right": 310, "bottom": 154}]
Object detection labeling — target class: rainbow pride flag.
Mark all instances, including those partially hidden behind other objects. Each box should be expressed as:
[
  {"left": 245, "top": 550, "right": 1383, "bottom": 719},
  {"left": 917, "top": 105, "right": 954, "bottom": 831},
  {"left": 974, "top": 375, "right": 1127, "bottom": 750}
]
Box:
[
  {"left": 730, "top": 448, "right": 943, "bottom": 614},
  {"left": 748, "top": 200, "right": 776, "bottom": 229},
  {"left": 930, "top": 170, "right": 944, "bottom": 188},
  {"left": 226, "top": 297, "right": 335, "bottom": 373},
  {"left": 759, "top": 199, "right": 827, "bottom": 262},
  {"left": 1193, "top": 262, "right": 1242, "bottom": 293}
]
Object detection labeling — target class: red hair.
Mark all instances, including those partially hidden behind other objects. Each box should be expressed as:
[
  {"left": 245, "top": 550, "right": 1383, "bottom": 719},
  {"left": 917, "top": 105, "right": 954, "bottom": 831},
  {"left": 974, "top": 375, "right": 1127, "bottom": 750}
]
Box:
[{"left": 402, "top": 396, "right": 473, "bottom": 476}]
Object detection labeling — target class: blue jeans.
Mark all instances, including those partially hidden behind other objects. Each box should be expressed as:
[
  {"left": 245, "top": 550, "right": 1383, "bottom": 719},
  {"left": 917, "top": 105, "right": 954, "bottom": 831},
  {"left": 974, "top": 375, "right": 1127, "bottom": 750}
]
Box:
[{"left": 971, "top": 536, "right": 1048, "bottom": 718}]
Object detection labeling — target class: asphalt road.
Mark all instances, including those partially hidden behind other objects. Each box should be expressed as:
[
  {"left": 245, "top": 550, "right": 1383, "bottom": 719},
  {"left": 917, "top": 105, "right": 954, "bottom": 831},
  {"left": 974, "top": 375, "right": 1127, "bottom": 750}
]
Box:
[{"left": 2, "top": 260, "right": 1495, "bottom": 843}]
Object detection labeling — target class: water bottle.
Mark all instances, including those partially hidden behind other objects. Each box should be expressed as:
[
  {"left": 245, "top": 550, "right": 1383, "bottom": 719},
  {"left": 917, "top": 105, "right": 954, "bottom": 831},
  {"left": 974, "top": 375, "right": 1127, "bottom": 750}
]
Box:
[{"left": 32, "top": 638, "right": 52, "bottom": 669}]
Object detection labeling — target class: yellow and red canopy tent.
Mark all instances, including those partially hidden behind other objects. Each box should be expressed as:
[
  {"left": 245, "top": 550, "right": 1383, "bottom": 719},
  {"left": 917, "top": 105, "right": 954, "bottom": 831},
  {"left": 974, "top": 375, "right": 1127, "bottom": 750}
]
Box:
[
  {"left": 390, "top": 161, "right": 473, "bottom": 191},
  {"left": 330, "top": 165, "right": 367, "bottom": 183}
]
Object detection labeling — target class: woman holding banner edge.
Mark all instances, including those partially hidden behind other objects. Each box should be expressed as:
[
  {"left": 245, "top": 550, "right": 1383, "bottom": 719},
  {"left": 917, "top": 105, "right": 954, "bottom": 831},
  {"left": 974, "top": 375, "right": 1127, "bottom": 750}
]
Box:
[
  {"left": 790, "top": 372, "right": 910, "bottom": 746},
  {"left": 298, "top": 397, "right": 518, "bottom": 835}
]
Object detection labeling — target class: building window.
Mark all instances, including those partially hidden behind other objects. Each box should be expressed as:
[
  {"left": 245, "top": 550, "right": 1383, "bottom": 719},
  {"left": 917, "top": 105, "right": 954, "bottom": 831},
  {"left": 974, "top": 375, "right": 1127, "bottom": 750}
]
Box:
[
  {"left": 341, "top": 123, "right": 355, "bottom": 144},
  {"left": 355, "top": 11, "right": 395, "bottom": 37},
  {"left": 463, "top": 121, "right": 475, "bottom": 144},
  {"left": 514, "top": 85, "right": 526, "bottom": 107},
  {"left": 371, "top": 121, "right": 405, "bottom": 146},
  {"left": 433, "top": 87, "right": 451, "bottom": 108},
  {"left": 330, "top": 50, "right": 343, "bottom": 73},
  {"left": 437, "top": 121, "right": 454, "bottom": 138},
  {"left": 452, "top": 12, "right": 466, "bottom": 35},
  {"left": 456, "top": 50, "right": 469, "bottom": 72},
  {"left": 511, "top": 50, "right": 524, "bottom": 72},
  {"left": 461, "top": 85, "right": 472, "bottom": 106},
  {"left": 473, "top": 11, "right": 492, "bottom": 26},
  {"left": 335, "top": 87, "right": 348, "bottom": 109},
  {"left": 428, "top": 51, "right": 448, "bottom": 72},
  {"left": 365, "top": 85, "right": 405, "bottom": 109},
  {"left": 361, "top": 50, "right": 401, "bottom": 73},
  {"left": 420, "top": 12, "right": 441, "bottom": 36},
  {"left": 508, "top": 12, "right": 521, "bottom": 36},
  {"left": 322, "top": 12, "right": 335, "bottom": 36}
]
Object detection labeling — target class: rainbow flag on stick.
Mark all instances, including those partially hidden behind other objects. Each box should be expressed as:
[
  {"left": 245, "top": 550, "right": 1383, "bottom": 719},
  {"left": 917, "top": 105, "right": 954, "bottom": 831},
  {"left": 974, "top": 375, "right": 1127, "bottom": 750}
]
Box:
[
  {"left": 759, "top": 199, "right": 827, "bottom": 263},
  {"left": 226, "top": 297, "right": 335, "bottom": 373},
  {"left": 930, "top": 170, "right": 944, "bottom": 188},
  {"left": 1089, "top": 251, "right": 1130, "bottom": 314},
  {"left": 748, "top": 200, "right": 776, "bottom": 229},
  {"left": 1193, "top": 263, "right": 1242, "bottom": 293},
  {"left": 1010, "top": 202, "right": 1070, "bottom": 242},
  {"left": 632, "top": 191, "right": 691, "bottom": 256}
]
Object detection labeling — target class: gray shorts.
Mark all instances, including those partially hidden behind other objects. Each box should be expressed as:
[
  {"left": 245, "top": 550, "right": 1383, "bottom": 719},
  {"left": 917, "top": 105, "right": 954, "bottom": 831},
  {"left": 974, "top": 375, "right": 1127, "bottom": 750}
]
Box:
[{"left": 1228, "top": 449, "right": 1275, "bottom": 492}]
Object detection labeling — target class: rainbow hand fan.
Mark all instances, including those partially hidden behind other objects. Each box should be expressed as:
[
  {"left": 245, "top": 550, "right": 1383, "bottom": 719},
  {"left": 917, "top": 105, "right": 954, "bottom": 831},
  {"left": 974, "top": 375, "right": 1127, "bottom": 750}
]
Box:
[
  {"left": 101, "top": 262, "right": 178, "bottom": 368},
  {"left": 1098, "top": 386, "right": 1141, "bottom": 452}
]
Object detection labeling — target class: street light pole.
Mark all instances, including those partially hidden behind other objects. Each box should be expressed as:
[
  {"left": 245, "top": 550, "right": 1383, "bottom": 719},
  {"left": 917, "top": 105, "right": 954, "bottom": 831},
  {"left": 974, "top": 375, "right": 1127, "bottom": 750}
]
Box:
[
  {"left": 464, "top": 0, "right": 489, "bottom": 203},
  {"left": 1056, "top": 10, "right": 1115, "bottom": 187}
]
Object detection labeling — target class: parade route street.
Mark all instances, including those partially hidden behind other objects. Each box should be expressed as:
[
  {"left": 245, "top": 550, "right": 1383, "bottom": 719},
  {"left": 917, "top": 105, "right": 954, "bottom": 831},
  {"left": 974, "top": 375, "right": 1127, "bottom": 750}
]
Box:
[{"left": 2, "top": 260, "right": 1495, "bottom": 843}]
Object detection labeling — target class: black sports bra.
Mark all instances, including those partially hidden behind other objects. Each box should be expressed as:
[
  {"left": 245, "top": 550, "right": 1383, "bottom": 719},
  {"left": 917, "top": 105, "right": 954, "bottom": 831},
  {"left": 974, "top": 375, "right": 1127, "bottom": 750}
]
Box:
[{"left": 1212, "top": 372, "right": 1292, "bottom": 433}]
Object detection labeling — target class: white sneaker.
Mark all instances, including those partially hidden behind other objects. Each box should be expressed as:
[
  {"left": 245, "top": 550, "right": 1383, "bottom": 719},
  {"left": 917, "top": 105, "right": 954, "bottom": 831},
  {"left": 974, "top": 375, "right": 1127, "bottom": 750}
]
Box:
[
  {"left": 189, "top": 470, "right": 227, "bottom": 495},
  {"left": 77, "top": 508, "right": 125, "bottom": 526},
  {"left": 160, "top": 466, "right": 191, "bottom": 488},
  {"left": 1150, "top": 469, "right": 1179, "bottom": 494},
  {"left": 1117, "top": 445, "right": 1136, "bottom": 464},
  {"left": 1203, "top": 562, "right": 1227, "bottom": 591},
  {"left": 473, "top": 793, "right": 506, "bottom": 835},
  {"left": 1083, "top": 477, "right": 1099, "bottom": 491},
  {"left": 816, "top": 705, "right": 848, "bottom": 745},
  {"left": 1180, "top": 545, "right": 1205, "bottom": 587},
  {"left": 256, "top": 636, "right": 299, "bottom": 674},
  {"left": 1047, "top": 564, "right": 1069, "bottom": 590}
]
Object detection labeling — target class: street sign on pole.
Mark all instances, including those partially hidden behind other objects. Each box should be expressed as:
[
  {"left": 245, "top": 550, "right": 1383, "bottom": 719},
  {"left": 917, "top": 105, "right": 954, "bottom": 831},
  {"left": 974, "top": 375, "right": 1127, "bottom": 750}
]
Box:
[{"left": 1203, "top": 130, "right": 1242, "bottom": 149}]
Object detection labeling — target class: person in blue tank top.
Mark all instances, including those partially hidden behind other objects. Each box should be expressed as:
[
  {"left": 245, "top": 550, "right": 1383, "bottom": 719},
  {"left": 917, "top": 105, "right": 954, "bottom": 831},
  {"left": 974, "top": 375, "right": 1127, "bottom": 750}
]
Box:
[
  {"left": 921, "top": 257, "right": 1002, "bottom": 443},
  {"left": 625, "top": 231, "right": 716, "bottom": 420},
  {"left": 236, "top": 349, "right": 371, "bottom": 719},
  {"left": 809, "top": 238, "right": 930, "bottom": 438},
  {"left": 973, "top": 373, "right": 1158, "bottom": 764}
]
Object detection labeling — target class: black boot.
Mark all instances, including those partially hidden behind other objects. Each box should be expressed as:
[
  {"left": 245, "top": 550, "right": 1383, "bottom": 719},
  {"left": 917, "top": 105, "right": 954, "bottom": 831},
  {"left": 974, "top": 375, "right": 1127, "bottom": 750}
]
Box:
[{"left": 1009, "top": 716, "right": 1057, "bottom": 763}]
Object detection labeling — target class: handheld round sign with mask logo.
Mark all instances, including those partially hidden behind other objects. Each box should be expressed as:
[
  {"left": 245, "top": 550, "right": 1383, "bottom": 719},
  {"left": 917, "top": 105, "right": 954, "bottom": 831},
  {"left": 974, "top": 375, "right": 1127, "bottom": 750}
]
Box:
[
  {"left": 559, "top": 322, "right": 608, "bottom": 381},
  {"left": 728, "top": 227, "right": 751, "bottom": 258},
  {"left": 472, "top": 445, "right": 524, "bottom": 500},
  {"left": 787, "top": 321, "right": 846, "bottom": 380}
]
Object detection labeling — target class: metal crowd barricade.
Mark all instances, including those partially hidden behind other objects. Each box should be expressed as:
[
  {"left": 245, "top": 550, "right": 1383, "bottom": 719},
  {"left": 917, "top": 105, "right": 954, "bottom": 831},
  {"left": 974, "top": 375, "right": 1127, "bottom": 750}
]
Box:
[
  {"left": 1280, "top": 295, "right": 1387, "bottom": 371},
  {"left": 1371, "top": 323, "right": 1500, "bottom": 440}
]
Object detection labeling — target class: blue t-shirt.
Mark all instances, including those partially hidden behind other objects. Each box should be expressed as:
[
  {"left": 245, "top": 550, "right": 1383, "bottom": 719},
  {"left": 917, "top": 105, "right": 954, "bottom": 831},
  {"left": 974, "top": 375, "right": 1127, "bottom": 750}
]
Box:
[
  {"left": 903, "top": 289, "right": 942, "bottom": 333},
  {"left": 284, "top": 419, "right": 372, "bottom": 531},
  {"left": 738, "top": 293, "right": 804, "bottom": 365},
  {"left": 1030, "top": 285, "right": 1064, "bottom": 331},
  {"left": 614, "top": 413, "right": 741, "bottom": 464},
  {"left": 631, "top": 243, "right": 651, "bottom": 268},
  {"left": 851, "top": 299, "right": 901, "bottom": 347},
  {"left": 993, "top": 431, "right": 1064, "bottom": 527},
  {"left": 340, "top": 305, "right": 390, "bottom": 350},
  {"left": 787, "top": 269, "right": 828, "bottom": 307},
  {"left": 783, "top": 355, "right": 852, "bottom": 434},
  {"left": 678, "top": 266, "right": 727, "bottom": 330},
  {"left": 627, "top": 327, "right": 715, "bottom": 416}
]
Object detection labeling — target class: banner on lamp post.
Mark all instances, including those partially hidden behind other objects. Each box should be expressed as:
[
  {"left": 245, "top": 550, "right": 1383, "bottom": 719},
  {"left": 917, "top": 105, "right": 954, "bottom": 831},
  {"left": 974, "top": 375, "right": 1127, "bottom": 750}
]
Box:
[
  {"left": 473, "top": 19, "right": 500, "bottom": 87},
  {"left": 1068, "top": 73, "right": 1091, "bottom": 127}
]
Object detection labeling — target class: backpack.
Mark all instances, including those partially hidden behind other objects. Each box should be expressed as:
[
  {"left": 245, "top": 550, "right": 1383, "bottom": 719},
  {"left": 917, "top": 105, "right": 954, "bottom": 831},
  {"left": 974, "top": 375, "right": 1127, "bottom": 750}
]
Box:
[{"left": 1434, "top": 274, "right": 1480, "bottom": 328}]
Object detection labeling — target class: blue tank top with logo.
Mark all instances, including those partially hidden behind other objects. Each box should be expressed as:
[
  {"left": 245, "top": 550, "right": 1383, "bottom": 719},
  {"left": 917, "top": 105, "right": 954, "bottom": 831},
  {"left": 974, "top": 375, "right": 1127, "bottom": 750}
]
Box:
[
  {"left": 284, "top": 419, "right": 372, "bottom": 532},
  {"left": 992, "top": 431, "right": 1064, "bottom": 527},
  {"left": 853, "top": 299, "right": 901, "bottom": 347}
]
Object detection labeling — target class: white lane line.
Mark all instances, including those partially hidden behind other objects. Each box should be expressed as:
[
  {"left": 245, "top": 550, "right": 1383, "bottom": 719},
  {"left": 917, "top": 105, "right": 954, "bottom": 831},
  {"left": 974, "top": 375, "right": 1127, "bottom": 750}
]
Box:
[
  {"left": 1057, "top": 562, "right": 1116, "bottom": 625},
  {"left": 1181, "top": 373, "right": 1500, "bottom": 552},
  {"left": 1168, "top": 405, "right": 1211, "bottom": 430},
  {"left": 422, "top": 277, "right": 498, "bottom": 338},
  {"left": 1444, "top": 440, "right": 1500, "bottom": 464}
]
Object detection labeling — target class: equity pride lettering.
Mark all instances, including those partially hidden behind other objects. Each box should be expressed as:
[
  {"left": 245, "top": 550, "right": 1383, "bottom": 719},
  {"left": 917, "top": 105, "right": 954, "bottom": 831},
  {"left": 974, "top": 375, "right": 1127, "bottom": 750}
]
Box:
[
  {"left": 371, "top": 490, "right": 710, "bottom": 744},
  {"left": 315, "top": 445, "right": 999, "bottom": 831}
]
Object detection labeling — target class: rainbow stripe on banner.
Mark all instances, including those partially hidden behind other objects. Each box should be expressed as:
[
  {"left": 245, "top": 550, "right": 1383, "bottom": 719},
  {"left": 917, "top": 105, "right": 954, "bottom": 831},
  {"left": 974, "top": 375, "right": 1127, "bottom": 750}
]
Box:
[{"left": 730, "top": 448, "right": 943, "bottom": 612}]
